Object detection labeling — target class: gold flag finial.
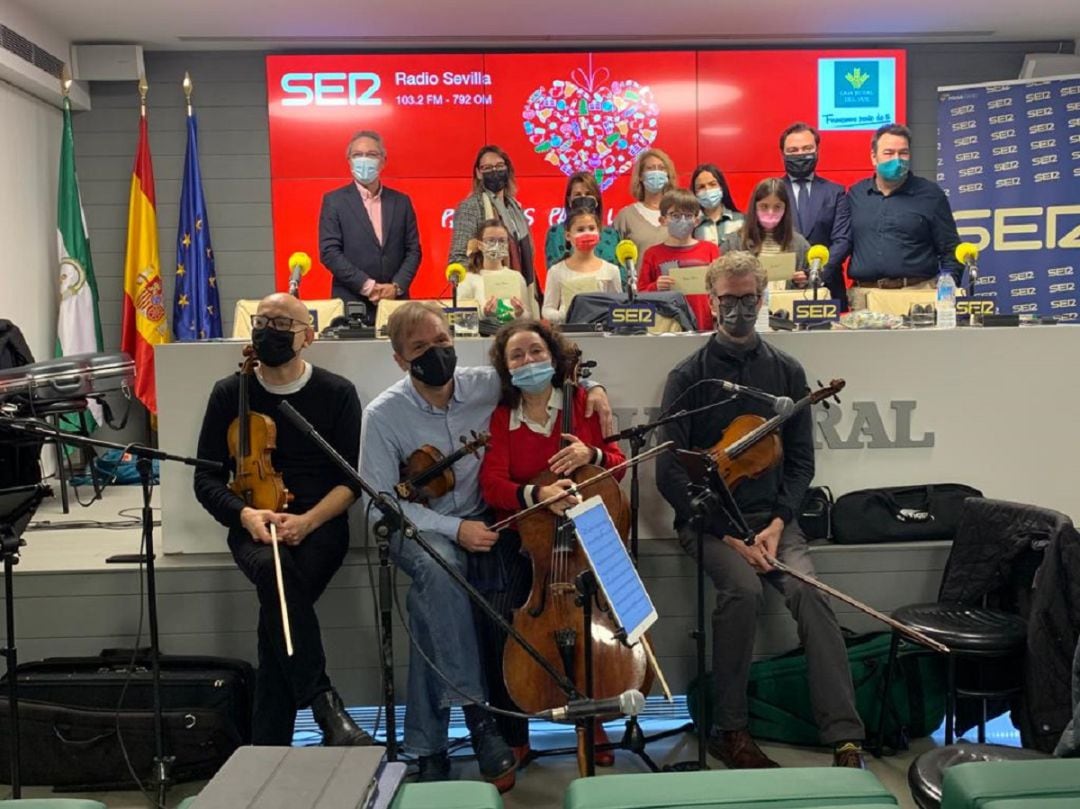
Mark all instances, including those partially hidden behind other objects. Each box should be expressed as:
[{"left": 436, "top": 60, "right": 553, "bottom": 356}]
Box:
[
  {"left": 182, "top": 71, "right": 193, "bottom": 116},
  {"left": 61, "top": 64, "right": 72, "bottom": 98},
  {"left": 138, "top": 74, "right": 149, "bottom": 117}
]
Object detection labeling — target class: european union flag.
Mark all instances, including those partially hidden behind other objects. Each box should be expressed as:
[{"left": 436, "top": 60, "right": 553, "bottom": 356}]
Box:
[{"left": 173, "top": 113, "right": 222, "bottom": 340}]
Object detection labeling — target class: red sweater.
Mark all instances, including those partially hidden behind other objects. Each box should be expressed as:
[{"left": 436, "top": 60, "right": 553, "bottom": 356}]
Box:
[
  {"left": 640, "top": 240, "right": 721, "bottom": 331},
  {"left": 480, "top": 385, "right": 627, "bottom": 524}
]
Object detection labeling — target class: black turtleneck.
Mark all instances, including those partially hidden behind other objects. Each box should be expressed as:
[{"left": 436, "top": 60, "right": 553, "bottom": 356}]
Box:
[{"left": 655, "top": 332, "right": 814, "bottom": 535}]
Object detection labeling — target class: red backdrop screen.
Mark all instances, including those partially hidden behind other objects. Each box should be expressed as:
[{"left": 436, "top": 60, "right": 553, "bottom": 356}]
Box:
[{"left": 266, "top": 49, "right": 906, "bottom": 297}]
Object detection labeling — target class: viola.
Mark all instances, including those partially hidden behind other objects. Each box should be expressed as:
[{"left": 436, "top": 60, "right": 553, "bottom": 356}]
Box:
[
  {"left": 502, "top": 347, "right": 652, "bottom": 762},
  {"left": 226, "top": 346, "right": 293, "bottom": 512},
  {"left": 396, "top": 431, "right": 490, "bottom": 503},
  {"left": 707, "top": 379, "right": 846, "bottom": 490}
]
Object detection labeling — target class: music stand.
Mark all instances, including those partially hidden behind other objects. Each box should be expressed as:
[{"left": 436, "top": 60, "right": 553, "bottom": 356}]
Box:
[
  {"left": 662, "top": 449, "right": 759, "bottom": 772},
  {"left": 0, "top": 483, "right": 51, "bottom": 797},
  {"left": 566, "top": 496, "right": 658, "bottom": 772}
]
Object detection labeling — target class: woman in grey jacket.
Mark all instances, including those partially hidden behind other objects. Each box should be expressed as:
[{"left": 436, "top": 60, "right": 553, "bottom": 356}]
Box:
[{"left": 449, "top": 145, "right": 538, "bottom": 306}]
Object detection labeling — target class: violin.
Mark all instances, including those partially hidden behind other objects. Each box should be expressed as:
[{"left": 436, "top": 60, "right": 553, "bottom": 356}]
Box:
[
  {"left": 707, "top": 379, "right": 846, "bottom": 490},
  {"left": 226, "top": 346, "right": 293, "bottom": 512},
  {"left": 396, "top": 431, "right": 490, "bottom": 503},
  {"left": 502, "top": 347, "right": 652, "bottom": 745}
]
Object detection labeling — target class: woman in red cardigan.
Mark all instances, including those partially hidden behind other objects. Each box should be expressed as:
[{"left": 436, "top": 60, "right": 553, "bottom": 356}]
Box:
[{"left": 477, "top": 318, "right": 627, "bottom": 766}]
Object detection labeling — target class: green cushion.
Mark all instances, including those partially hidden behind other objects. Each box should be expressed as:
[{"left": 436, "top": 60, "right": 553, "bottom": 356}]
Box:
[
  {"left": 176, "top": 798, "right": 199, "bottom": 809},
  {"left": 941, "top": 759, "right": 1080, "bottom": 809},
  {"left": 391, "top": 781, "right": 502, "bottom": 809},
  {"left": 564, "top": 769, "right": 897, "bottom": 809},
  {"left": 0, "top": 802, "right": 107, "bottom": 809},
  {"left": 983, "top": 799, "right": 1080, "bottom": 809}
]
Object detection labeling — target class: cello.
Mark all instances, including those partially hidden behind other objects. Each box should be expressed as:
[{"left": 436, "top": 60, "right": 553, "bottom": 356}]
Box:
[
  {"left": 227, "top": 345, "right": 295, "bottom": 653},
  {"left": 502, "top": 347, "right": 652, "bottom": 767}
]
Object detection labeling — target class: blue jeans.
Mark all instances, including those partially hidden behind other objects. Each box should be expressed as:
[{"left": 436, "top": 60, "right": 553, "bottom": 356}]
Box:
[{"left": 390, "top": 529, "right": 487, "bottom": 756}]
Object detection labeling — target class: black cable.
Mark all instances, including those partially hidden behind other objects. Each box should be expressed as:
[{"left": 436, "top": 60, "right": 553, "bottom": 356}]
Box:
[
  {"left": 377, "top": 494, "right": 533, "bottom": 723},
  {"left": 361, "top": 497, "right": 385, "bottom": 745}
]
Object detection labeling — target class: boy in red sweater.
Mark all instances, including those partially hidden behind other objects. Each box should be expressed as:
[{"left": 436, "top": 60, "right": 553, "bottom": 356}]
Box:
[{"left": 640, "top": 188, "right": 721, "bottom": 330}]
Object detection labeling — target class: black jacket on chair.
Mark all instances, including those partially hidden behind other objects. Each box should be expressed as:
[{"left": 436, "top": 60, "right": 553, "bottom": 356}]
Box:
[
  {"left": 318, "top": 183, "right": 422, "bottom": 309},
  {"left": 937, "top": 497, "right": 1079, "bottom": 748}
]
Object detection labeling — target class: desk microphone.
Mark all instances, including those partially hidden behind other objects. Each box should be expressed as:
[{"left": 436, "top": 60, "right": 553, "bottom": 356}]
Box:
[
  {"left": 806, "top": 244, "right": 830, "bottom": 293},
  {"left": 287, "top": 251, "right": 312, "bottom": 297},
  {"left": 445, "top": 262, "right": 467, "bottom": 308},
  {"left": 955, "top": 243, "right": 979, "bottom": 294},
  {"left": 615, "top": 240, "right": 639, "bottom": 295},
  {"left": 713, "top": 380, "right": 795, "bottom": 417},
  {"left": 537, "top": 689, "right": 645, "bottom": 722}
]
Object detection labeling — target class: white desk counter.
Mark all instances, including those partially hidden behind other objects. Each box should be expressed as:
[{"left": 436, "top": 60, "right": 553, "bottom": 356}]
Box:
[{"left": 157, "top": 326, "right": 1080, "bottom": 554}]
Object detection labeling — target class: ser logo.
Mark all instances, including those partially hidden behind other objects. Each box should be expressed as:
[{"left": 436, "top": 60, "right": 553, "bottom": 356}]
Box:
[{"left": 280, "top": 72, "right": 383, "bottom": 106}]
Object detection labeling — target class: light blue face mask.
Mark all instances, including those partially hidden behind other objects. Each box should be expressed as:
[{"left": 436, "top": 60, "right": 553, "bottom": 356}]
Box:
[
  {"left": 696, "top": 188, "right": 724, "bottom": 210},
  {"left": 510, "top": 360, "right": 555, "bottom": 393},
  {"left": 351, "top": 156, "right": 380, "bottom": 184},
  {"left": 642, "top": 170, "right": 668, "bottom": 194},
  {"left": 666, "top": 217, "right": 696, "bottom": 240},
  {"left": 875, "top": 157, "right": 910, "bottom": 183}
]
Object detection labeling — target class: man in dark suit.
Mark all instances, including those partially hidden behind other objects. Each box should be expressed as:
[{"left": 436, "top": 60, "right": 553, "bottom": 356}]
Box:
[
  {"left": 319, "top": 131, "right": 422, "bottom": 322},
  {"left": 779, "top": 123, "right": 852, "bottom": 306}
]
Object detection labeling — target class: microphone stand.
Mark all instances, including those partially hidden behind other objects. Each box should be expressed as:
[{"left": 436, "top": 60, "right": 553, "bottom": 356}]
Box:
[
  {"left": 276, "top": 404, "right": 585, "bottom": 758},
  {"left": 0, "top": 417, "right": 221, "bottom": 807}
]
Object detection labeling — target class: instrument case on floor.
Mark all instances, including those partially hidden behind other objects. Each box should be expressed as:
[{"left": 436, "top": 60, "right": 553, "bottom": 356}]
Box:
[{"left": 0, "top": 649, "right": 254, "bottom": 788}]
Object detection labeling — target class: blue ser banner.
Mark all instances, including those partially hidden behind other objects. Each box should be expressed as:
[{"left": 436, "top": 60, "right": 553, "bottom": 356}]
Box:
[{"left": 937, "top": 76, "right": 1080, "bottom": 320}]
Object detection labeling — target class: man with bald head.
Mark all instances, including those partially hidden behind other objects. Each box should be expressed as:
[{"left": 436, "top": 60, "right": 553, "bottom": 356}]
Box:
[{"left": 194, "top": 292, "right": 372, "bottom": 747}]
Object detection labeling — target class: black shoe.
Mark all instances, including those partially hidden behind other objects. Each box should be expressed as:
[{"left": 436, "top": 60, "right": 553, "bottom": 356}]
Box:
[
  {"left": 463, "top": 708, "right": 516, "bottom": 792},
  {"left": 417, "top": 751, "right": 451, "bottom": 783},
  {"left": 310, "top": 689, "right": 375, "bottom": 746}
]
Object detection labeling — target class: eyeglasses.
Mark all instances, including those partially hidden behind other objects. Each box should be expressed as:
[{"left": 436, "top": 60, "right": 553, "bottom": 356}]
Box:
[
  {"left": 666, "top": 213, "right": 697, "bottom": 223},
  {"left": 251, "top": 314, "right": 307, "bottom": 331},
  {"left": 478, "top": 163, "right": 508, "bottom": 174},
  {"left": 713, "top": 294, "right": 761, "bottom": 308}
]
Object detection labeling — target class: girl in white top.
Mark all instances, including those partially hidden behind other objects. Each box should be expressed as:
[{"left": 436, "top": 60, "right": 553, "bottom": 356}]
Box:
[
  {"left": 542, "top": 209, "right": 623, "bottom": 323},
  {"left": 459, "top": 218, "right": 535, "bottom": 319}
]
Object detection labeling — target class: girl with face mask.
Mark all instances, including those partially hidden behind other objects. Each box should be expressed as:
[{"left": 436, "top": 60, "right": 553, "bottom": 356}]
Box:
[
  {"left": 461, "top": 219, "right": 534, "bottom": 320},
  {"left": 541, "top": 210, "right": 623, "bottom": 324},
  {"left": 448, "top": 146, "right": 539, "bottom": 309},
  {"left": 691, "top": 163, "right": 745, "bottom": 246},
  {"left": 612, "top": 148, "right": 678, "bottom": 261},
  {"left": 721, "top": 178, "right": 811, "bottom": 290},
  {"left": 543, "top": 172, "right": 622, "bottom": 278}
]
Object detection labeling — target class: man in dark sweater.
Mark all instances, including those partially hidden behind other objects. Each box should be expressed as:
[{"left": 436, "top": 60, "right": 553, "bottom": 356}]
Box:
[
  {"left": 194, "top": 292, "right": 371, "bottom": 747},
  {"left": 656, "top": 252, "right": 865, "bottom": 769}
]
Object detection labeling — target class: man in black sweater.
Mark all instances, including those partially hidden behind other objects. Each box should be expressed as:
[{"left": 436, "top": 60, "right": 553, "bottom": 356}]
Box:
[
  {"left": 194, "top": 293, "right": 371, "bottom": 747},
  {"left": 656, "top": 252, "right": 864, "bottom": 769}
]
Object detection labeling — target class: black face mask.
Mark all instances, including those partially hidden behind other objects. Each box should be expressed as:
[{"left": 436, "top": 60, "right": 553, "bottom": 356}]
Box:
[
  {"left": 482, "top": 169, "right": 509, "bottom": 194},
  {"left": 783, "top": 153, "right": 818, "bottom": 180},
  {"left": 718, "top": 299, "right": 759, "bottom": 338},
  {"left": 410, "top": 345, "right": 457, "bottom": 387},
  {"left": 251, "top": 327, "right": 297, "bottom": 368}
]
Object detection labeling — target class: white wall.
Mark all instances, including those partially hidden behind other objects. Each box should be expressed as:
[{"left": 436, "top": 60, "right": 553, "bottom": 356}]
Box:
[{"left": 0, "top": 79, "right": 61, "bottom": 360}]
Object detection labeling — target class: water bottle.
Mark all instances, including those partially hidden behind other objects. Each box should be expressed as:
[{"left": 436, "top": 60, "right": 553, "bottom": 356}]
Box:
[
  {"left": 755, "top": 286, "right": 772, "bottom": 333},
  {"left": 936, "top": 272, "right": 957, "bottom": 329}
]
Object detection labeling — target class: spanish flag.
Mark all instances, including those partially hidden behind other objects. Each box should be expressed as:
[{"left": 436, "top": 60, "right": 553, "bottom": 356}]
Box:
[{"left": 121, "top": 107, "right": 170, "bottom": 414}]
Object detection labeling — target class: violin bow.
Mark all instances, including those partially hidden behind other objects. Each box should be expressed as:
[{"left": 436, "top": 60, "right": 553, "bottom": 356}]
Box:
[
  {"left": 268, "top": 523, "right": 294, "bottom": 657},
  {"left": 488, "top": 441, "right": 674, "bottom": 532},
  {"left": 763, "top": 554, "right": 950, "bottom": 654}
]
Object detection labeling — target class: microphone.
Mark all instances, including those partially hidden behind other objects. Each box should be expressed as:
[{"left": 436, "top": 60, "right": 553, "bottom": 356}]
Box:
[
  {"left": 615, "top": 240, "right": 639, "bottom": 295},
  {"left": 713, "top": 379, "right": 795, "bottom": 417},
  {"left": 955, "top": 242, "right": 978, "bottom": 293},
  {"left": 537, "top": 689, "right": 645, "bottom": 722},
  {"left": 806, "top": 244, "right": 830, "bottom": 294},
  {"left": 445, "top": 262, "right": 467, "bottom": 309},
  {"left": 287, "top": 251, "right": 312, "bottom": 297}
]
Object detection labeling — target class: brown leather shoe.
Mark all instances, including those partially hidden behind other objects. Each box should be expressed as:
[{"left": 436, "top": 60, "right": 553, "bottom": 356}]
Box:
[
  {"left": 833, "top": 742, "right": 866, "bottom": 768},
  {"left": 707, "top": 728, "right": 780, "bottom": 769}
]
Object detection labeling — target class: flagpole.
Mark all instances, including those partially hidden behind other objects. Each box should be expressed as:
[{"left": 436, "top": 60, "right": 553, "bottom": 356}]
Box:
[
  {"left": 138, "top": 74, "right": 148, "bottom": 119},
  {"left": 183, "top": 71, "right": 193, "bottom": 117}
]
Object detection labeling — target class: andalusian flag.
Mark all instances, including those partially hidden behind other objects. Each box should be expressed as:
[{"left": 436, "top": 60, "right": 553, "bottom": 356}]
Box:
[
  {"left": 120, "top": 105, "right": 170, "bottom": 415},
  {"left": 56, "top": 94, "right": 104, "bottom": 428}
]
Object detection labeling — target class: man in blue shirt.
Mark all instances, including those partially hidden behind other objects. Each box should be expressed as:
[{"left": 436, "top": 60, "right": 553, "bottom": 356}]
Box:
[
  {"left": 846, "top": 123, "right": 962, "bottom": 310},
  {"left": 359, "top": 302, "right": 611, "bottom": 789}
]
